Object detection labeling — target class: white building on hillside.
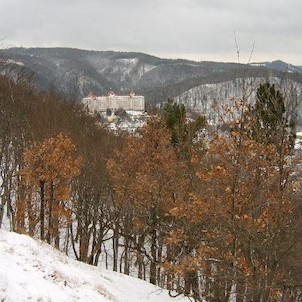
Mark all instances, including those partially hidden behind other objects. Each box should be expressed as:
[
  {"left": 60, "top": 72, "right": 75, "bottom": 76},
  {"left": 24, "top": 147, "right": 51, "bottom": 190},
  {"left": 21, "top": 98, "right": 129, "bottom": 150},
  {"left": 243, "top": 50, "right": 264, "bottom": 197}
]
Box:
[{"left": 82, "top": 91, "right": 145, "bottom": 113}]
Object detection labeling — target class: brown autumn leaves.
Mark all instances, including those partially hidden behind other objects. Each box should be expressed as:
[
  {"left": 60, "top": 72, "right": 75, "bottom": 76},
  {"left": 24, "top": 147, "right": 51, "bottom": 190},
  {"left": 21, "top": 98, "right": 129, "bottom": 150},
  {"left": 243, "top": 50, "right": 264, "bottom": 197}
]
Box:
[{"left": 1, "top": 73, "right": 302, "bottom": 302}]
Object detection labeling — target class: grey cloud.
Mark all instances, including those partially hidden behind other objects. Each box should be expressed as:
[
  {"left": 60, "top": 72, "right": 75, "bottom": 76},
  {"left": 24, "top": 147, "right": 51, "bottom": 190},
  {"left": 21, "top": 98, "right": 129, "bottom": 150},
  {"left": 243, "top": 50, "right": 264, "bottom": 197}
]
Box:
[{"left": 0, "top": 0, "right": 302, "bottom": 65}]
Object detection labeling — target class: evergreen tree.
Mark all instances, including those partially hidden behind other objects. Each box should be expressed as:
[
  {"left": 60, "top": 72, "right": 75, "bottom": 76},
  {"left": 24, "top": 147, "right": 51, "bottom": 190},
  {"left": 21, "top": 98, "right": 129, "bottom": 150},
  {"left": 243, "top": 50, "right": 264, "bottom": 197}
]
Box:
[
  {"left": 162, "top": 99, "right": 206, "bottom": 159},
  {"left": 163, "top": 99, "right": 186, "bottom": 147},
  {"left": 249, "top": 82, "right": 295, "bottom": 152}
]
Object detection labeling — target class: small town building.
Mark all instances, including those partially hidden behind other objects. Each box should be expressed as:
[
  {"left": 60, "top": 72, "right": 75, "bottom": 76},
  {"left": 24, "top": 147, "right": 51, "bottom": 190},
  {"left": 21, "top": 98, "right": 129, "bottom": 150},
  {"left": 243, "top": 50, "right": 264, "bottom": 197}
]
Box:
[{"left": 82, "top": 91, "right": 145, "bottom": 113}]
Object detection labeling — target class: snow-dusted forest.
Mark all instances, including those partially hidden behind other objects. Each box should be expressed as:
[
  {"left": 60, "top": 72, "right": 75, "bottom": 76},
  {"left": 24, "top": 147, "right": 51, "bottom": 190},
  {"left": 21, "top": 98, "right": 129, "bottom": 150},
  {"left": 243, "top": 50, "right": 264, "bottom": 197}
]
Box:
[{"left": 1, "top": 72, "right": 302, "bottom": 301}]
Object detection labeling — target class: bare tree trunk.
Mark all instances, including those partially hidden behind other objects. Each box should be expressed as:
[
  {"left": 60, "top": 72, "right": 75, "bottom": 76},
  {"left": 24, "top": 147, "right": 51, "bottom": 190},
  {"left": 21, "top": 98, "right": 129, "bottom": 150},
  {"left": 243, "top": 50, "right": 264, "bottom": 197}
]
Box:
[
  {"left": 15, "top": 170, "right": 25, "bottom": 233},
  {"left": 150, "top": 226, "right": 157, "bottom": 285},
  {"left": 184, "top": 270, "right": 199, "bottom": 300},
  {"left": 123, "top": 215, "right": 132, "bottom": 275},
  {"left": 47, "top": 182, "right": 54, "bottom": 244},
  {"left": 53, "top": 198, "right": 60, "bottom": 249},
  {"left": 0, "top": 203, "right": 3, "bottom": 229},
  {"left": 137, "top": 235, "right": 145, "bottom": 279},
  {"left": 124, "top": 236, "right": 130, "bottom": 275},
  {"left": 113, "top": 220, "right": 119, "bottom": 272},
  {"left": 39, "top": 180, "right": 45, "bottom": 241}
]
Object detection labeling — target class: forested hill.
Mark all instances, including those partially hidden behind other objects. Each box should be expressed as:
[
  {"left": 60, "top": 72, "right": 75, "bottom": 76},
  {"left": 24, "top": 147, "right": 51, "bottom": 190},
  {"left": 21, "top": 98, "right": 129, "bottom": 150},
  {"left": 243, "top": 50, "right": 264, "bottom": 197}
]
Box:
[
  {"left": 1, "top": 69, "right": 302, "bottom": 301},
  {"left": 0, "top": 47, "right": 302, "bottom": 103}
]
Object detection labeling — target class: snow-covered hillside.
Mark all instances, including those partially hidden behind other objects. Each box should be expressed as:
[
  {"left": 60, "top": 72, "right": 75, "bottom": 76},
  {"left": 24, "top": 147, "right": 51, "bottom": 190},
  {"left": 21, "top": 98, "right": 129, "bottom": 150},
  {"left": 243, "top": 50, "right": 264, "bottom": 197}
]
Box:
[
  {"left": 0, "top": 229, "right": 188, "bottom": 302},
  {"left": 175, "top": 77, "right": 302, "bottom": 125},
  {"left": 4, "top": 47, "right": 302, "bottom": 105}
]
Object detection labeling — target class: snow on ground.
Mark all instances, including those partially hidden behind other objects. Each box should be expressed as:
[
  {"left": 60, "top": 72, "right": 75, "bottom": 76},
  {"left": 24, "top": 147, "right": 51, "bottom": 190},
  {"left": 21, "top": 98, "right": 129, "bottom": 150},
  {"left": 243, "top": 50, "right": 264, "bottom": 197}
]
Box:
[{"left": 0, "top": 229, "right": 188, "bottom": 302}]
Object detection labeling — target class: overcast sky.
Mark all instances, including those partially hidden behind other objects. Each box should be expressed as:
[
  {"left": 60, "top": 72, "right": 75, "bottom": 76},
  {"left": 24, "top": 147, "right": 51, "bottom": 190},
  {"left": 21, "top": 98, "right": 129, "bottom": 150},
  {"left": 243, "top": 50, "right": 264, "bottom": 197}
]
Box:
[{"left": 1, "top": 0, "right": 302, "bottom": 65}]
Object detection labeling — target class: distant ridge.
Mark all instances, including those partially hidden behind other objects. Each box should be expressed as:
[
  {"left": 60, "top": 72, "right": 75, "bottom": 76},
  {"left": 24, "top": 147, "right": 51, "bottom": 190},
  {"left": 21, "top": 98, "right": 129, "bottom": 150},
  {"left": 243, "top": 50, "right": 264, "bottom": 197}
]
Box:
[{"left": 0, "top": 47, "right": 301, "bottom": 103}]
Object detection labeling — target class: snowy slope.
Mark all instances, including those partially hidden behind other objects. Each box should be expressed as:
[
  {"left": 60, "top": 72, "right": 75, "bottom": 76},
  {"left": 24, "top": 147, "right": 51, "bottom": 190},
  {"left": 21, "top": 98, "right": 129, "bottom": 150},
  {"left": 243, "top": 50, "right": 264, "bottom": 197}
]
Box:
[{"left": 0, "top": 230, "right": 188, "bottom": 302}]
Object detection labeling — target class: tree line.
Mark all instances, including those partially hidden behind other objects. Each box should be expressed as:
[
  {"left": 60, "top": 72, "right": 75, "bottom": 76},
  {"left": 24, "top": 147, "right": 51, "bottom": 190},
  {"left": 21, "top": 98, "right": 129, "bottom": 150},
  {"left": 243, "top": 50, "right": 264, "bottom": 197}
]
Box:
[{"left": 1, "top": 73, "right": 302, "bottom": 301}]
